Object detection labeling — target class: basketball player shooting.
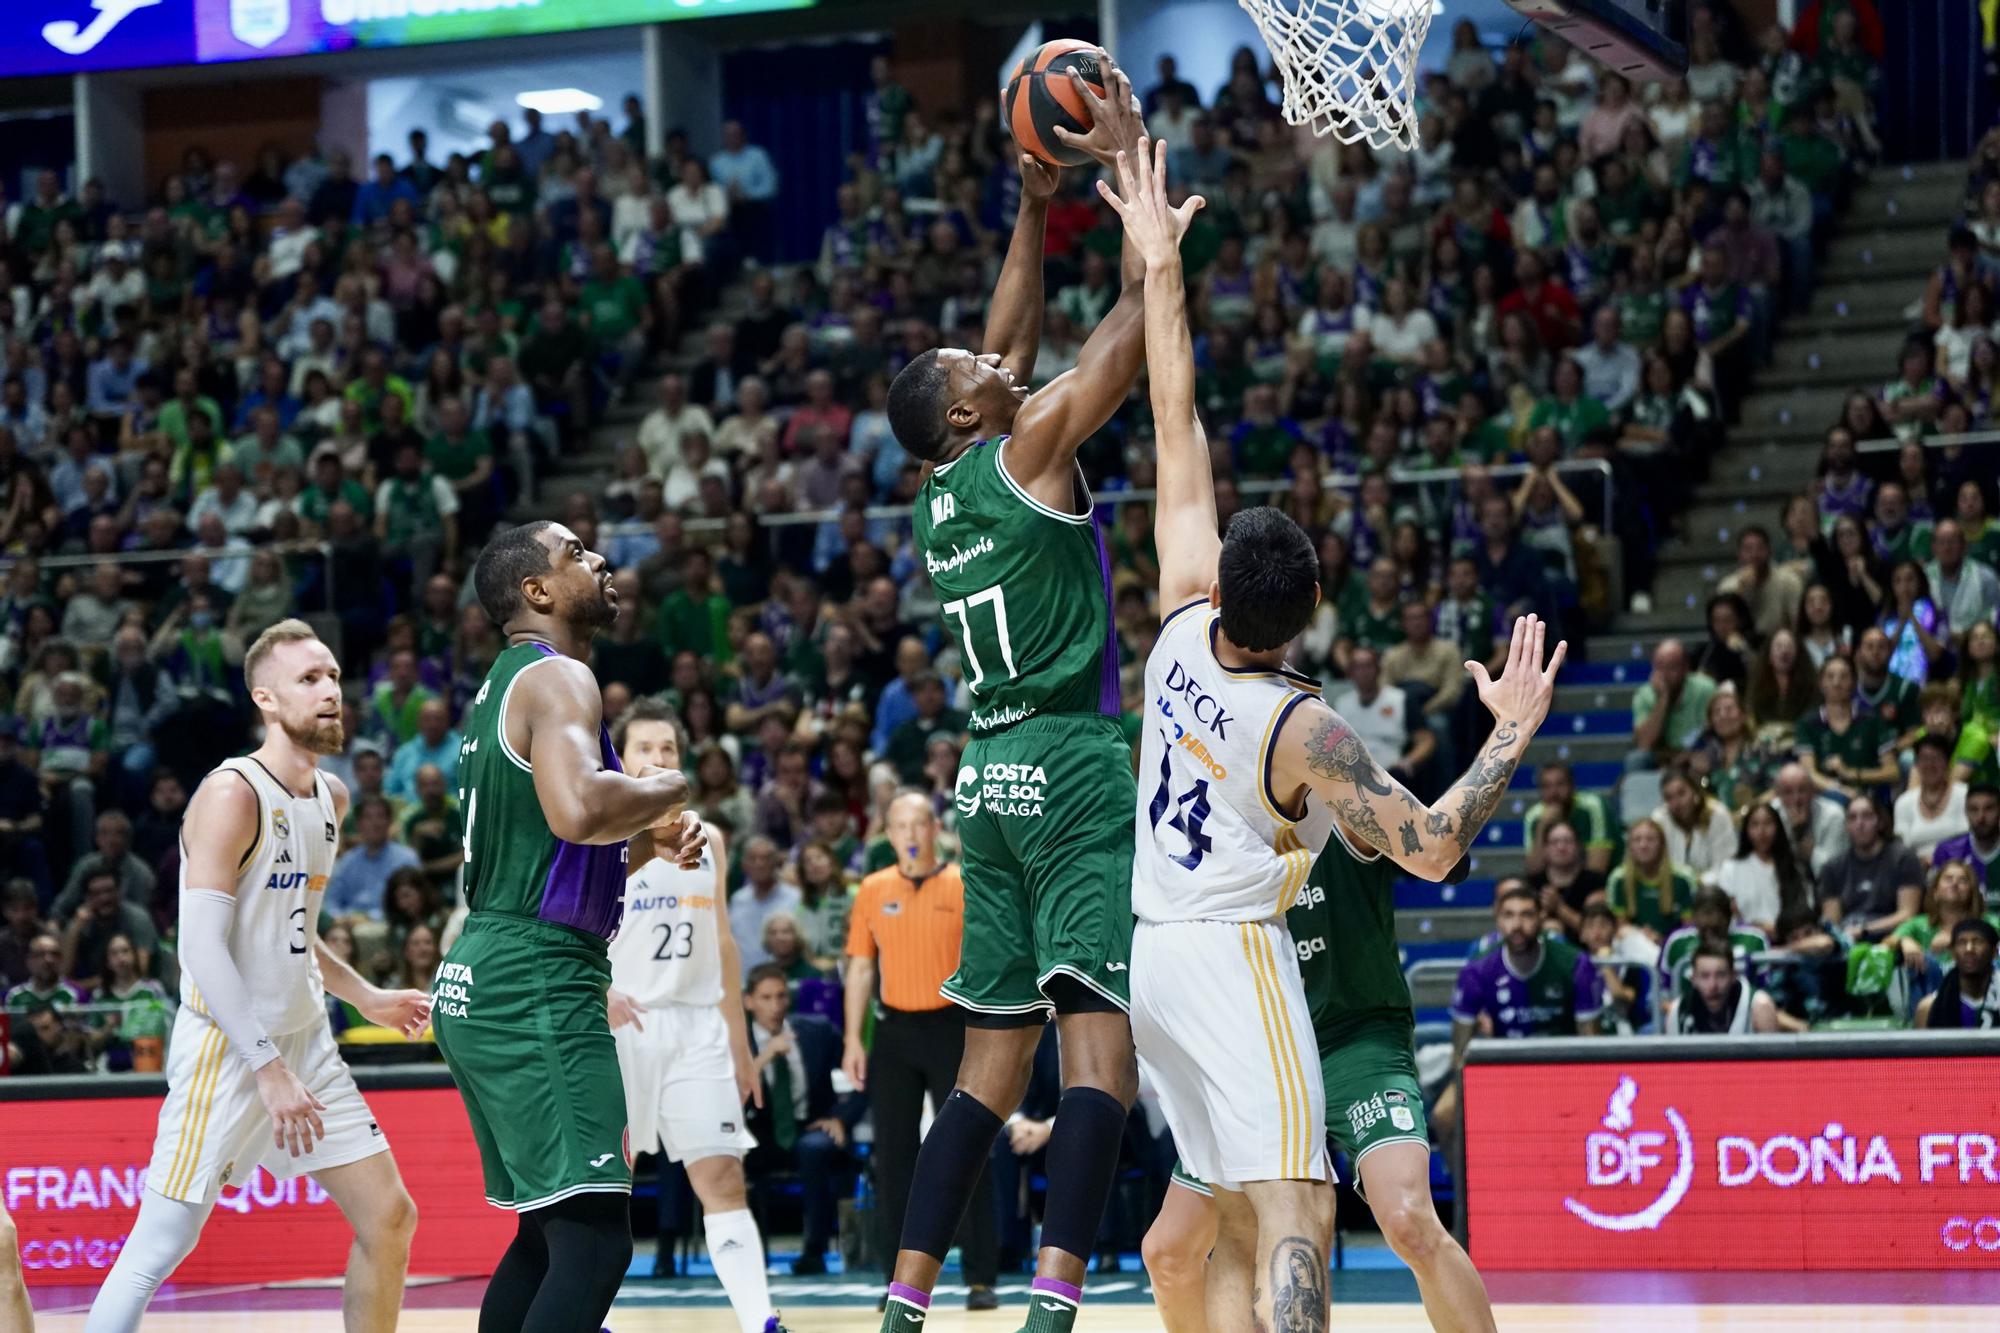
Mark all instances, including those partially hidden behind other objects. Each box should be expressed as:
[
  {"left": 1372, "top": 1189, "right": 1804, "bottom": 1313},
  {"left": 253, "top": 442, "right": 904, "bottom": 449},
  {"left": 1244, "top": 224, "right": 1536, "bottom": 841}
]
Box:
[
  {"left": 1097, "top": 136, "right": 1548, "bottom": 1333},
  {"left": 878, "top": 51, "right": 1150, "bottom": 1333},
  {"left": 87, "top": 620, "right": 430, "bottom": 1333}
]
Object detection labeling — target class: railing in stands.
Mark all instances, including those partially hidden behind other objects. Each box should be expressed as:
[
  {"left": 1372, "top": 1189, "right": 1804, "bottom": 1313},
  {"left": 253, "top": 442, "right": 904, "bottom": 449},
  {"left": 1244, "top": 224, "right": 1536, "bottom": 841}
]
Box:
[
  {"left": 0, "top": 541, "right": 338, "bottom": 608},
  {"left": 1856, "top": 428, "right": 2000, "bottom": 454},
  {"left": 646, "top": 458, "right": 1616, "bottom": 535}
]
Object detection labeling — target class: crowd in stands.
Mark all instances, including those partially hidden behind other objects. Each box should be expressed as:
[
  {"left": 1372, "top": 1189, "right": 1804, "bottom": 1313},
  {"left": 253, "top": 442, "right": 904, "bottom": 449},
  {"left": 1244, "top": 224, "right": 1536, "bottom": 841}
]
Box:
[
  {"left": 1498, "top": 70, "right": 2000, "bottom": 1040},
  {"left": 2, "top": 0, "right": 1984, "bottom": 1264}
]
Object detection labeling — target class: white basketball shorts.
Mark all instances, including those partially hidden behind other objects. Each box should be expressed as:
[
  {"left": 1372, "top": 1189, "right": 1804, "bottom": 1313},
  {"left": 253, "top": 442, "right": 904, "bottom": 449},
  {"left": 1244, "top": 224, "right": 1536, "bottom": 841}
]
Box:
[
  {"left": 614, "top": 1001, "right": 757, "bottom": 1161},
  {"left": 1131, "top": 918, "right": 1330, "bottom": 1189},
  {"left": 145, "top": 1006, "right": 388, "bottom": 1204}
]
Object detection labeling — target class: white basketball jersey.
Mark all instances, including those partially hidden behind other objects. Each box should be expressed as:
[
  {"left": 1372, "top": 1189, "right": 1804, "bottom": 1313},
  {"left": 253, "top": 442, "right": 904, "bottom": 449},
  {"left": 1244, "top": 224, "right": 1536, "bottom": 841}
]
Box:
[
  {"left": 609, "top": 827, "right": 723, "bottom": 1008},
  {"left": 1133, "top": 603, "right": 1335, "bottom": 923},
  {"left": 181, "top": 757, "right": 340, "bottom": 1037}
]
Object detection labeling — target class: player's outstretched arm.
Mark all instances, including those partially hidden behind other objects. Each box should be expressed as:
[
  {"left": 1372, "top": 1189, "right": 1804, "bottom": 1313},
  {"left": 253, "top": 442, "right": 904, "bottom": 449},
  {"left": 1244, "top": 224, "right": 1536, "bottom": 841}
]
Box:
[
  {"left": 1095, "top": 139, "right": 1214, "bottom": 609},
  {"left": 519, "top": 656, "right": 690, "bottom": 845},
  {"left": 1275, "top": 616, "right": 1567, "bottom": 881},
  {"left": 1006, "top": 67, "right": 1148, "bottom": 496},
  {"left": 984, "top": 154, "right": 1057, "bottom": 383}
]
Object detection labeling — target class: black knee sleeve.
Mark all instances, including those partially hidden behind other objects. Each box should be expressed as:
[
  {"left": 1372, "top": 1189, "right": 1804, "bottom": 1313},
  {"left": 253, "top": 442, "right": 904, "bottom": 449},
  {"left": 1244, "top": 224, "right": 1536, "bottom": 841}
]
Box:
[
  {"left": 899, "top": 1089, "right": 1006, "bottom": 1261},
  {"left": 521, "top": 1191, "right": 633, "bottom": 1333},
  {"left": 1039, "top": 1087, "right": 1129, "bottom": 1260}
]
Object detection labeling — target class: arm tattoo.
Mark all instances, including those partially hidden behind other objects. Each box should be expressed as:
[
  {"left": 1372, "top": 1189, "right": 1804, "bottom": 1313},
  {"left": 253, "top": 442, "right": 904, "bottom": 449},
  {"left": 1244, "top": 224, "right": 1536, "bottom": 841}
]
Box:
[
  {"left": 1269, "top": 1236, "right": 1329, "bottom": 1333},
  {"left": 1331, "top": 796, "right": 1392, "bottom": 854},
  {"left": 1304, "top": 714, "right": 1394, "bottom": 796},
  {"left": 1425, "top": 809, "right": 1454, "bottom": 839},
  {"left": 1445, "top": 721, "right": 1523, "bottom": 854},
  {"left": 1399, "top": 821, "right": 1421, "bottom": 855}
]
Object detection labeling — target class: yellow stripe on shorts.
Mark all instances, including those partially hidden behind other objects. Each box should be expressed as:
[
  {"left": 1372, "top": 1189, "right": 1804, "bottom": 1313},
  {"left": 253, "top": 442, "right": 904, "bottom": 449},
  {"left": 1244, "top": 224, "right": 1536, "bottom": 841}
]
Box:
[
  {"left": 1253, "top": 926, "right": 1315, "bottom": 1177},
  {"left": 1238, "top": 924, "right": 1291, "bottom": 1176},
  {"left": 165, "top": 1026, "right": 227, "bottom": 1197}
]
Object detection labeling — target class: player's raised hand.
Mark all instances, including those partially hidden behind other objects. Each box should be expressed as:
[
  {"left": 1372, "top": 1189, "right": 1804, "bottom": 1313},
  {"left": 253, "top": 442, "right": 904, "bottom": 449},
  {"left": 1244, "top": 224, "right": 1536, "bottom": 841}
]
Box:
[
  {"left": 256, "top": 1060, "right": 327, "bottom": 1158},
  {"left": 360, "top": 986, "right": 433, "bottom": 1039},
  {"left": 1094, "top": 136, "right": 1204, "bottom": 269},
  {"left": 1465, "top": 613, "right": 1567, "bottom": 734},
  {"left": 1052, "top": 59, "right": 1144, "bottom": 167},
  {"left": 1019, "top": 152, "right": 1059, "bottom": 200}
]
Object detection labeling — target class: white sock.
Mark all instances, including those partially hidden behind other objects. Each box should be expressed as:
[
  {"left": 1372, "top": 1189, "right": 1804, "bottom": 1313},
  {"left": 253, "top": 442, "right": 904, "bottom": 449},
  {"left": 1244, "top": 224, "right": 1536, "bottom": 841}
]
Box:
[
  {"left": 704, "top": 1207, "right": 774, "bottom": 1333},
  {"left": 85, "top": 1190, "right": 214, "bottom": 1333}
]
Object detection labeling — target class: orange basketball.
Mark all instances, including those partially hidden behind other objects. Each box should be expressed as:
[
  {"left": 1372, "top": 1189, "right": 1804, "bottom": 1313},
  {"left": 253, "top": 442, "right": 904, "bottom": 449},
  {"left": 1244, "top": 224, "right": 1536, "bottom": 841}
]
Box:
[{"left": 1004, "top": 38, "right": 1110, "bottom": 168}]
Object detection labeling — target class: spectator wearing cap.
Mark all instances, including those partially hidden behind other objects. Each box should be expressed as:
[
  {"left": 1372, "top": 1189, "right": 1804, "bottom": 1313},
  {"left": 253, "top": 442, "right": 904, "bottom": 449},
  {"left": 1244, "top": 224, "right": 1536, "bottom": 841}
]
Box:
[
  {"left": 1930, "top": 783, "right": 2000, "bottom": 888},
  {"left": 1916, "top": 916, "right": 1999, "bottom": 1028},
  {"left": 1816, "top": 795, "right": 1923, "bottom": 942}
]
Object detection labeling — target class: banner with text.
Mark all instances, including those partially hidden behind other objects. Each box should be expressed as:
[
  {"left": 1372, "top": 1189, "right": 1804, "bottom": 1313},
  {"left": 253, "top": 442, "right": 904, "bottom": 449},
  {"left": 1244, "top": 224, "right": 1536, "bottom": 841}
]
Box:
[
  {"left": 1464, "top": 1055, "right": 2000, "bottom": 1270},
  {"left": 5, "top": 0, "right": 813, "bottom": 81},
  {"left": 3, "top": 1085, "right": 512, "bottom": 1285}
]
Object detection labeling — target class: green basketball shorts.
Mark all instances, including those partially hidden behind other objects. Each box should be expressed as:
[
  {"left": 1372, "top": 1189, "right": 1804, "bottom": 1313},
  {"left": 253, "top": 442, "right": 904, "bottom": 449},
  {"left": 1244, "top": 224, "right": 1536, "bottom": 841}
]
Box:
[
  {"left": 1322, "top": 1018, "right": 1429, "bottom": 1167},
  {"left": 432, "top": 913, "right": 632, "bottom": 1211},
  {"left": 943, "top": 713, "right": 1135, "bottom": 1020},
  {"left": 1174, "top": 1017, "right": 1428, "bottom": 1196}
]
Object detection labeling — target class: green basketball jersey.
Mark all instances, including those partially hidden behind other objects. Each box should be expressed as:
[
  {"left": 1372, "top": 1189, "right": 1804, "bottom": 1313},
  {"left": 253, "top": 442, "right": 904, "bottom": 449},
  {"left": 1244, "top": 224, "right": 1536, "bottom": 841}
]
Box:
[
  {"left": 457, "top": 642, "right": 629, "bottom": 938},
  {"left": 913, "top": 437, "right": 1116, "bottom": 733},
  {"left": 1287, "top": 827, "right": 1412, "bottom": 1046}
]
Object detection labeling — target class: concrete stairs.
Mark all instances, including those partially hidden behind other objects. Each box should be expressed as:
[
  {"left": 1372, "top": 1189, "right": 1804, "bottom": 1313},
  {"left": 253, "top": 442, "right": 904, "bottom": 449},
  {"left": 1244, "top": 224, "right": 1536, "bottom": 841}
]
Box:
[{"left": 1645, "top": 160, "right": 1968, "bottom": 630}]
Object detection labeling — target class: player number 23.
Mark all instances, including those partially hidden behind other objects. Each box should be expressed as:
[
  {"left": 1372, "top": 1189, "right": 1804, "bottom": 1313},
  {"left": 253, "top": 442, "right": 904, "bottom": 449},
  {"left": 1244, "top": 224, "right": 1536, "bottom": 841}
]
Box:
[{"left": 942, "top": 584, "right": 1018, "bottom": 695}]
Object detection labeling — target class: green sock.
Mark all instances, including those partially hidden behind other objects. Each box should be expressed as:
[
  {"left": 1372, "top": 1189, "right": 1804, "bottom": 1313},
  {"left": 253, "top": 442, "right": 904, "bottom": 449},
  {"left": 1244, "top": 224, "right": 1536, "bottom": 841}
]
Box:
[
  {"left": 882, "top": 1282, "right": 931, "bottom": 1333},
  {"left": 1024, "top": 1278, "right": 1082, "bottom": 1333}
]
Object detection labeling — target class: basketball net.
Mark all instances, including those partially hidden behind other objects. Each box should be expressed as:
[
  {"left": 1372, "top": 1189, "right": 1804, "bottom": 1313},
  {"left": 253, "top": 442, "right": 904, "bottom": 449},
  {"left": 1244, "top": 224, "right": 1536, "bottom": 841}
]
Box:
[{"left": 1237, "top": 0, "right": 1434, "bottom": 152}]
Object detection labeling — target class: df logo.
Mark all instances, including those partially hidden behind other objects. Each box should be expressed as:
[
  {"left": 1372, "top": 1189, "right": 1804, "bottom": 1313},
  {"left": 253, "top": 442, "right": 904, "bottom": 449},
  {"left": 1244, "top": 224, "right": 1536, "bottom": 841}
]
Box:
[{"left": 955, "top": 766, "right": 981, "bottom": 818}]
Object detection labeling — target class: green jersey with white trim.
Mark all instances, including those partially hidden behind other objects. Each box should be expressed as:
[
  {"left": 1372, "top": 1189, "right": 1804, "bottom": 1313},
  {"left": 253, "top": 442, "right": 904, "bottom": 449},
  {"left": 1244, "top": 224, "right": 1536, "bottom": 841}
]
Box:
[{"left": 913, "top": 435, "right": 1118, "bottom": 732}]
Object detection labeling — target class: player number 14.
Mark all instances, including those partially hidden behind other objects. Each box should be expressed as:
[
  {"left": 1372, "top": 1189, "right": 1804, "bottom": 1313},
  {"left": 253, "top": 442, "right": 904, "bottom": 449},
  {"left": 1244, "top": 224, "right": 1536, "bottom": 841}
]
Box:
[{"left": 942, "top": 584, "right": 1018, "bottom": 696}]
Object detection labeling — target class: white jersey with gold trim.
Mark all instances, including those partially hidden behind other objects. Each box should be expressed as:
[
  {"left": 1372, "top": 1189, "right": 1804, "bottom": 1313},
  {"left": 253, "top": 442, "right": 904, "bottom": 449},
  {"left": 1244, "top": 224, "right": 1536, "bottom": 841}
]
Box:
[
  {"left": 609, "top": 826, "right": 724, "bottom": 1009},
  {"left": 1132, "top": 601, "right": 1335, "bottom": 923},
  {"left": 180, "top": 757, "right": 339, "bottom": 1037}
]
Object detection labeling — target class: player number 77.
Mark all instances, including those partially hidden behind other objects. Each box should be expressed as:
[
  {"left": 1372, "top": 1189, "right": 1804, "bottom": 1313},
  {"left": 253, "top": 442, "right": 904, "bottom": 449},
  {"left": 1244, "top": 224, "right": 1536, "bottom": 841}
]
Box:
[{"left": 942, "top": 584, "right": 1018, "bottom": 695}]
